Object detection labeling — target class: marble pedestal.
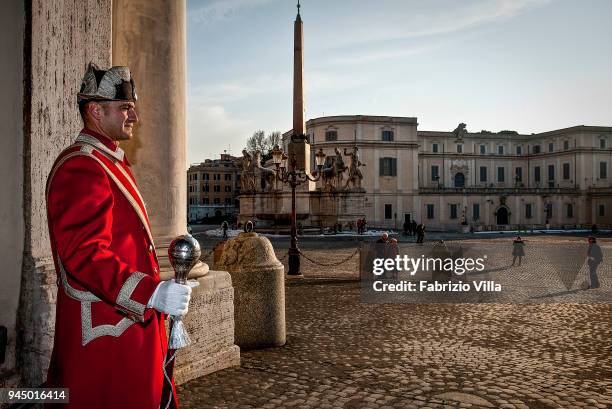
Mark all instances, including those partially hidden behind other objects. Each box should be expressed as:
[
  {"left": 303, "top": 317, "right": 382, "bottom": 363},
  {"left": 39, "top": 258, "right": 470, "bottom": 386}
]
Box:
[
  {"left": 239, "top": 189, "right": 366, "bottom": 230},
  {"left": 173, "top": 269, "right": 240, "bottom": 384}
]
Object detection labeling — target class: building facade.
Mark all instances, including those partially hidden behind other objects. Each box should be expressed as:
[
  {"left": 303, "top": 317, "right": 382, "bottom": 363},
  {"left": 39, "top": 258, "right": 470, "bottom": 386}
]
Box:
[
  {"left": 301, "top": 115, "right": 612, "bottom": 230},
  {"left": 187, "top": 153, "right": 241, "bottom": 222}
]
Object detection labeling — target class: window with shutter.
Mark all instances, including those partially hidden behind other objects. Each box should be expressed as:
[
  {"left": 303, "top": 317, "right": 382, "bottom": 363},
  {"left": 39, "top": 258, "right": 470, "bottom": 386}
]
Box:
[
  {"left": 431, "top": 165, "right": 439, "bottom": 181},
  {"left": 384, "top": 204, "right": 392, "bottom": 219},
  {"left": 379, "top": 157, "right": 397, "bottom": 176},
  {"left": 426, "top": 204, "right": 434, "bottom": 219},
  {"left": 479, "top": 167, "right": 487, "bottom": 182},
  {"left": 563, "top": 163, "right": 570, "bottom": 180},
  {"left": 325, "top": 130, "right": 337, "bottom": 141}
]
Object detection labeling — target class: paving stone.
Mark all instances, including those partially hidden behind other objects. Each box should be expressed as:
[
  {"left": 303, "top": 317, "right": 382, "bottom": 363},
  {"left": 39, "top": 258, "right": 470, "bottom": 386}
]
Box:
[{"left": 177, "top": 239, "right": 612, "bottom": 409}]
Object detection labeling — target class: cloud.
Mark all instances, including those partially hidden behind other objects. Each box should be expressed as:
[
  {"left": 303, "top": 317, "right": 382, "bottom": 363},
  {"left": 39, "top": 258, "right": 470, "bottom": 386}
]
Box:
[
  {"left": 190, "top": 0, "right": 279, "bottom": 25},
  {"left": 307, "top": 70, "right": 369, "bottom": 93},
  {"left": 320, "top": 45, "right": 437, "bottom": 66},
  {"left": 189, "top": 69, "right": 368, "bottom": 105},
  {"left": 319, "top": 0, "right": 554, "bottom": 50},
  {"left": 190, "top": 74, "right": 291, "bottom": 104},
  {"left": 187, "top": 104, "right": 253, "bottom": 164}
]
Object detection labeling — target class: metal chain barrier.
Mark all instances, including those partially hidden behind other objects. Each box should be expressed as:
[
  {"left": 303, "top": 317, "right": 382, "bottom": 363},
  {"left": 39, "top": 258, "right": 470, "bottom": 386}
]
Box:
[{"left": 297, "top": 246, "right": 360, "bottom": 267}]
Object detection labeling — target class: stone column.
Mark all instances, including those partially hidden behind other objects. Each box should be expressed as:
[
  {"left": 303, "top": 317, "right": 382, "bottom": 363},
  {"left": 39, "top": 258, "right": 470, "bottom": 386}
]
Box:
[
  {"left": 112, "top": 0, "right": 207, "bottom": 277},
  {"left": 0, "top": 0, "right": 25, "bottom": 386},
  {"left": 112, "top": 1, "right": 239, "bottom": 382},
  {"left": 16, "top": 0, "right": 113, "bottom": 387}
]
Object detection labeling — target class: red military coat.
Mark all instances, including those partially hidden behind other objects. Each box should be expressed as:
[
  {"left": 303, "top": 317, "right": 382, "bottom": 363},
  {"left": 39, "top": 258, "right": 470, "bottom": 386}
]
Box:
[{"left": 45, "top": 128, "right": 176, "bottom": 408}]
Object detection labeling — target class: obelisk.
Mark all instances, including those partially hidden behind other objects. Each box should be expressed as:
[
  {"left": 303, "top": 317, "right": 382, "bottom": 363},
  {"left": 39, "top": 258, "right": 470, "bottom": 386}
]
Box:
[
  {"left": 288, "top": 0, "right": 310, "bottom": 171},
  {"left": 293, "top": 1, "right": 305, "bottom": 138}
]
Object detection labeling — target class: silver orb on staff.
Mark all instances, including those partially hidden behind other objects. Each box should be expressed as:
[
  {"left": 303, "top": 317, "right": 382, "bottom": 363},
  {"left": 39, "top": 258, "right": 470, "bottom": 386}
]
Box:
[{"left": 167, "top": 234, "right": 201, "bottom": 348}]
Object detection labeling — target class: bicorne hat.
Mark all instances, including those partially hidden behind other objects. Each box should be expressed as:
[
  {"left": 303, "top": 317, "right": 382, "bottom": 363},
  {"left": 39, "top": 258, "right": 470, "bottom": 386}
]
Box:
[{"left": 77, "top": 62, "right": 137, "bottom": 103}]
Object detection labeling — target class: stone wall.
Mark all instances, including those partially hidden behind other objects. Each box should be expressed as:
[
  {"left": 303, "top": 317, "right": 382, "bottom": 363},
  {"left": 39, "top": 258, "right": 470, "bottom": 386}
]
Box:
[{"left": 17, "top": 0, "right": 112, "bottom": 386}]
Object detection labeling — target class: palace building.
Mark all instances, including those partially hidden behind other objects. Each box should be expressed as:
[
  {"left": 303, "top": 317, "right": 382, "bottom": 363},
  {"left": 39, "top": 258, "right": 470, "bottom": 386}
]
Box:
[
  {"left": 187, "top": 153, "right": 241, "bottom": 222},
  {"left": 296, "top": 115, "right": 612, "bottom": 230}
]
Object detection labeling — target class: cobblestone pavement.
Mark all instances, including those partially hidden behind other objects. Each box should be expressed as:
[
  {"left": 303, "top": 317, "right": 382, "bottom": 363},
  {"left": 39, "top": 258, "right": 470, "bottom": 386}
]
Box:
[{"left": 181, "top": 237, "right": 612, "bottom": 408}]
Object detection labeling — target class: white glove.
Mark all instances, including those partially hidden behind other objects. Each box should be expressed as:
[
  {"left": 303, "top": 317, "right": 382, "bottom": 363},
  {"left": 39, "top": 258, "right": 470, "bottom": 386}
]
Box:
[{"left": 147, "top": 280, "right": 199, "bottom": 316}]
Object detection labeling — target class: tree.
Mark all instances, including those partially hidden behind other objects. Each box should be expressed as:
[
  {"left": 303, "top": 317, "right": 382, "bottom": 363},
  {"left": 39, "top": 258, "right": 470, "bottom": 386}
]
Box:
[
  {"left": 268, "top": 131, "right": 281, "bottom": 149},
  {"left": 244, "top": 130, "right": 282, "bottom": 163},
  {"left": 246, "top": 130, "right": 267, "bottom": 153}
]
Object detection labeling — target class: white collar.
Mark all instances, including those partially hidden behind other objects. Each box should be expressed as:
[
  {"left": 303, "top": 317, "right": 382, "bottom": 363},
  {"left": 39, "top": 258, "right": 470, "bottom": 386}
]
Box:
[{"left": 76, "top": 133, "right": 125, "bottom": 162}]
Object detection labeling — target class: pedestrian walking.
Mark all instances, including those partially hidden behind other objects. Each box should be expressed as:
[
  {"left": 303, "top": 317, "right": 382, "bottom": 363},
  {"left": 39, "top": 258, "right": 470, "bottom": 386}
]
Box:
[
  {"left": 416, "top": 223, "right": 426, "bottom": 243},
  {"left": 511, "top": 236, "right": 525, "bottom": 266},
  {"left": 403, "top": 220, "right": 409, "bottom": 236},
  {"left": 222, "top": 220, "right": 229, "bottom": 240},
  {"left": 586, "top": 236, "right": 602, "bottom": 289},
  {"left": 411, "top": 220, "right": 417, "bottom": 236}
]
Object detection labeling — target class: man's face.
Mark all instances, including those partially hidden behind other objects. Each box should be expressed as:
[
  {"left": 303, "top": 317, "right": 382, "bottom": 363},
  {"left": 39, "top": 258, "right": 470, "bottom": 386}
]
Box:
[{"left": 97, "top": 100, "right": 138, "bottom": 141}]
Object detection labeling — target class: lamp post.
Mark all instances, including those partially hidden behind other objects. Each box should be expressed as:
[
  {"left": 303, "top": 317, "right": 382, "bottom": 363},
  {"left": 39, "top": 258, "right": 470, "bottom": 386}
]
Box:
[{"left": 271, "top": 145, "right": 326, "bottom": 276}]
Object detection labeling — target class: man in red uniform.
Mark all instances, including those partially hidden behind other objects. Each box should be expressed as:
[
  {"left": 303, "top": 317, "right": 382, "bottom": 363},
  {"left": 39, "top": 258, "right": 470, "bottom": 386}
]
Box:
[{"left": 45, "top": 63, "right": 196, "bottom": 408}]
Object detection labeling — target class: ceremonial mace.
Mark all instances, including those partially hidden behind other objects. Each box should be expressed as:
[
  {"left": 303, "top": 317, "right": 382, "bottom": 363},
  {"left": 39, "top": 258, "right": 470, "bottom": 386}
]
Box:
[{"left": 161, "top": 234, "right": 201, "bottom": 409}]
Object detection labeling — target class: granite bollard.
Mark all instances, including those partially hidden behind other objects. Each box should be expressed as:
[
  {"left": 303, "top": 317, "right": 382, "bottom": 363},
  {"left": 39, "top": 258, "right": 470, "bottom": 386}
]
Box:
[{"left": 217, "top": 231, "right": 286, "bottom": 349}]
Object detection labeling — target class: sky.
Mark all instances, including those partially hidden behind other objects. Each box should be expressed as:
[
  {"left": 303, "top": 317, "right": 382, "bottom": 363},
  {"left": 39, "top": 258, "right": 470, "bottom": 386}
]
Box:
[{"left": 186, "top": 0, "right": 612, "bottom": 164}]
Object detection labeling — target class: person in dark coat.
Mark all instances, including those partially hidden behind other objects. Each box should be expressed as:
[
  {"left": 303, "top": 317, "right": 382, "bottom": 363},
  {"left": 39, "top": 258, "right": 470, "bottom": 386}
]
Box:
[
  {"left": 411, "top": 220, "right": 417, "bottom": 236},
  {"left": 586, "top": 236, "right": 602, "bottom": 289},
  {"left": 416, "top": 224, "right": 426, "bottom": 243},
  {"left": 511, "top": 236, "right": 525, "bottom": 266}
]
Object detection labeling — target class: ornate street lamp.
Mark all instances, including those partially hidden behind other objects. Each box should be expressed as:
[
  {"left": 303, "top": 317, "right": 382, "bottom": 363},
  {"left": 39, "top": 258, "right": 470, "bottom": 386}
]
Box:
[{"left": 272, "top": 145, "right": 326, "bottom": 276}]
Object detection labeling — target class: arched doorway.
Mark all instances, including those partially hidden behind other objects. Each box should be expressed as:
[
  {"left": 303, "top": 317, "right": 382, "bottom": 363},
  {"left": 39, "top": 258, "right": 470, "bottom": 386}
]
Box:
[
  {"left": 496, "top": 207, "right": 509, "bottom": 225},
  {"left": 454, "top": 172, "right": 465, "bottom": 187}
]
